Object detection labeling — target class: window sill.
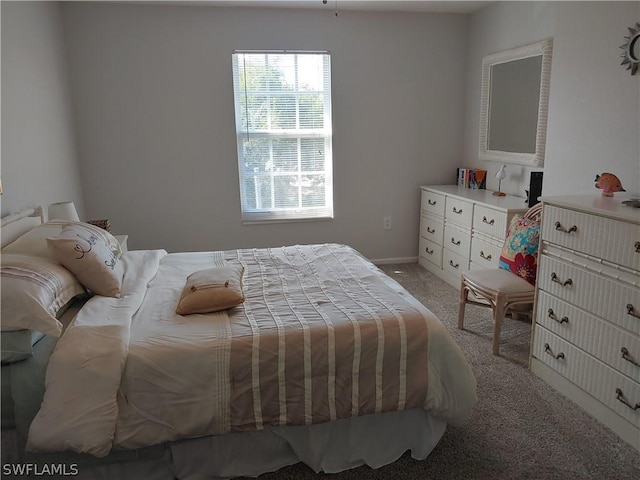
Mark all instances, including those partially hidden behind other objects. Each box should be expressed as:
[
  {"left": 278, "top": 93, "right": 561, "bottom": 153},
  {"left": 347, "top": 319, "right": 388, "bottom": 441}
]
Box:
[{"left": 242, "top": 216, "right": 333, "bottom": 226}]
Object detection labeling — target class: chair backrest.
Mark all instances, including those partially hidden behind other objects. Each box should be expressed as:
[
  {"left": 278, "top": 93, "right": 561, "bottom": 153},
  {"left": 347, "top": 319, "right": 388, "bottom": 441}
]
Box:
[{"left": 523, "top": 202, "right": 543, "bottom": 221}]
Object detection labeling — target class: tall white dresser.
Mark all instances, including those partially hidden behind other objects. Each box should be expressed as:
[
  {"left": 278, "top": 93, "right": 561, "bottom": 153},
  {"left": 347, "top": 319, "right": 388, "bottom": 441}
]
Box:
[
  {"left": 419, "top": 185, "right": 528, "bottom": 288},
  {"left": 530, "top": 195, "right": 640, "bottom": 450}
]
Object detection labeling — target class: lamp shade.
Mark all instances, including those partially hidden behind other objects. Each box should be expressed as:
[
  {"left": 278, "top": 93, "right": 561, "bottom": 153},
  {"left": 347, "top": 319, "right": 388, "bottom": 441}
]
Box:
[
  {"left": 48, "top": 201, "right": 79, "bottom": 222},
  {"left": 495, "top": 165, "right": 507, "bottom": 180}
]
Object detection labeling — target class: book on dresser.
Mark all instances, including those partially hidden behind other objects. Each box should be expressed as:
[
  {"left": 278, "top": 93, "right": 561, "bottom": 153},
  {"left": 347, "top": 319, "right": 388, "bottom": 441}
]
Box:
[
  {"left": 530, "top": 194, "right": 640, "bottom": 451},
  {"left": 456, "top": 168, "right": 487, "bottom": 189}
]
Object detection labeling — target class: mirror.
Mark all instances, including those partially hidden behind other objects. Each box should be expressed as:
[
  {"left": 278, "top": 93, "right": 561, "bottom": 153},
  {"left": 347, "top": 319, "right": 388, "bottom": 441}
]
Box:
[{"left": 479, "top": 39, "right": 553, "bottom": 167}]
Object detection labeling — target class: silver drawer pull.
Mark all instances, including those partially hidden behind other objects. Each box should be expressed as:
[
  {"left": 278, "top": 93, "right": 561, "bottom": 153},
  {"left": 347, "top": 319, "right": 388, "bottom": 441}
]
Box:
[
  {"left": 452, "top": 207, "right": 463, "bottom": 214},
  {"left": 424, "top": 247, "right": 434, "bottom": 255},
  {"left": 451, "top": 238, "right": 461, "bottom": 246},
  {"left": 551, "top": 272, "right": 572, "bottom": 287},
  {"left": 482, "top": 216, "right": 495, "bottom": 226},
  {"left": 428, "top": 199, "right": 437, "bottom": 206},
  {"left": 479, "top": 251, "right": 492, "bottom": 261},
  {"left": 621, "top": 347, "right": 640, "bottom": 367},
  {"left": 544, "top": 343, "right": 565, "bottom": 360},
  {"left": 626, "top": 304, "right": 640, "bottom": 320},
  {"left": 427, "top": 227, "right": 435, "bottom": 234},
  {"left": 547, "top": 308, "right": 568, "bottom": 324},
  {"left": 449, "top": 260, "right": 460, "bottom": 269},
  {"left": 554, "top": 221, "right": 578, "bottom": 234},
  {"left": 615, "top": 388, "right": 640, "bottom": 411},
  {"left": 635, "top": 241, "right": 640, "bottom": 253}
]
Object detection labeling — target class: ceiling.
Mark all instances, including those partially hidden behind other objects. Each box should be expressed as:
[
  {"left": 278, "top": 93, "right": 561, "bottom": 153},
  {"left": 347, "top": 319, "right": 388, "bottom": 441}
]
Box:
[{"left": 143, "top": 1, "right": 493, "bottom": 14}]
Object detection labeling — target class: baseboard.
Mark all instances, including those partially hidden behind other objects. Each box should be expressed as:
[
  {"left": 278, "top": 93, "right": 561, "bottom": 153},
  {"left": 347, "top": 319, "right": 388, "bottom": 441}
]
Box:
[{"left": 371, "top": 256, "right": 418, "bottom": 265}]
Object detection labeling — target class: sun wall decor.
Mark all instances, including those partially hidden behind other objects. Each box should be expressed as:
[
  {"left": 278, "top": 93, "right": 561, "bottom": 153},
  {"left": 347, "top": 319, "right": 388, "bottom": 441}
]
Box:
[{"left": 620, "top": 22, "right": 640, "bottom": 75}]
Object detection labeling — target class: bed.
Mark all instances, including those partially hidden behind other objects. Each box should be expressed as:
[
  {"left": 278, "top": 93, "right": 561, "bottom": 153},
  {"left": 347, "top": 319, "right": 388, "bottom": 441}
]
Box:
[{"left": 1, "top": 207, "right": 477, "bottom": 479}]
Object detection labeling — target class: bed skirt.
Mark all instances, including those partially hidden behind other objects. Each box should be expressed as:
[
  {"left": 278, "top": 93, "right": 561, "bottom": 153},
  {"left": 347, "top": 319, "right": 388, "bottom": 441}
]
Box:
[
  {"left": 169, "top": 407, "right": 446, "bottom": 479},
  {"left": 3, "top": 408, "right": 446, "bottom": 480}
]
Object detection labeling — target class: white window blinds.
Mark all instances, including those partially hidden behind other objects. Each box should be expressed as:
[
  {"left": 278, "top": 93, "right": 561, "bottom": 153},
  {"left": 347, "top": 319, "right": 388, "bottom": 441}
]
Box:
[{"left": 232, "top": 51, "right": 333, "bottom": 222}]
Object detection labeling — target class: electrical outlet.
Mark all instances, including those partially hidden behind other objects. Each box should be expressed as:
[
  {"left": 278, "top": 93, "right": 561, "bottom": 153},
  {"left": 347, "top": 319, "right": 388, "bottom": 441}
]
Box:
[{"left": 383, "top": 216, "right": 392, "bottom": 230}]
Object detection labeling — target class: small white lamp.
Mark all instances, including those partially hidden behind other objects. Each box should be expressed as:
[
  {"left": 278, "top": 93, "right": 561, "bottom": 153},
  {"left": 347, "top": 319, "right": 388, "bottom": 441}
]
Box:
[
  {"left": 48, "top": 201, "right": 80, "bottom": 221},
  {"left": 492, "top": 165, "right": 507, "bottom": 197}
]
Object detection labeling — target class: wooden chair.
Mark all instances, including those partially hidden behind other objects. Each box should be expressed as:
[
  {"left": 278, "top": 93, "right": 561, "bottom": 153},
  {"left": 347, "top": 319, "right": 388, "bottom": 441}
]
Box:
[{"left": 457, "top": 203, "right": 543, "bottom": 355}]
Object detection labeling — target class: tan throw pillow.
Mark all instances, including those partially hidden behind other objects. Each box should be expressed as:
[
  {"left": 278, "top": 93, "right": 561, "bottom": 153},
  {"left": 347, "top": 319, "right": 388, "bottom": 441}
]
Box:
[
  {"left": 176, "top": 265, "right": 245, "bottom": 315},
  {"left": 47, "top": 224, "right": 124, "bottom": 298}
]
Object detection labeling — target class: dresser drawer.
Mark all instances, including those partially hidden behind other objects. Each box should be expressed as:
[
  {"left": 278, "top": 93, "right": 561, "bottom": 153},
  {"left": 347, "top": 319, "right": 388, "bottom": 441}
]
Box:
[
  {"left": 542, "top": 205, "right": 640, "bottom": 270},
  {"left": 445, "top": 197, "right": 473, "bottom": 228},
  {"left": 418, "top": 186, "right": 539, "bottom": 290},
  {"left": 536, "top": 291, "right": 640, "bottom": 382},
  {"left": 533, "top": 327, "right": 640, "bottom": 428},
  {"left": 538, "top": 254, "right": 640, "bottom": 336},
  {"left": 420, "top": 214, "right": 444, "bottom": 246},
  {"left": 473, "top": 205, "right": 509, "bottom": 240},
  {"left": 443, "top": 249, "right": 468, "bottom": 276},
  {"left": 470, "top": 235, "right": 502, "bottom": 269},
  {"left": 444, "top": 224, "right": 471, "bottom": 258},
  {"left": 418, "top": 237, "right": 442, "bottom": 268},
  {"left": 421, "top": 190, "right": 445, "bottom": 218}
]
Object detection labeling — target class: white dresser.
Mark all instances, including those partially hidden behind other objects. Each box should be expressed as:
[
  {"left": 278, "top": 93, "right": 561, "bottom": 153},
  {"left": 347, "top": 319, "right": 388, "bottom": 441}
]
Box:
[
  {"left": 530, "top": 195, "right": 640, "bottom": 450},
  {"left": 419, "top": 185, "right": 529, "bottom": 288}
]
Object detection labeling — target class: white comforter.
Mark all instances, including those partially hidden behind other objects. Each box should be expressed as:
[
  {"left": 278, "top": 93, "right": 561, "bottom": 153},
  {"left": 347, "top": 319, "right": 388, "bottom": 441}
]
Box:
[{"left": 27, "top": 245, "right": 477, "bottom": 457}]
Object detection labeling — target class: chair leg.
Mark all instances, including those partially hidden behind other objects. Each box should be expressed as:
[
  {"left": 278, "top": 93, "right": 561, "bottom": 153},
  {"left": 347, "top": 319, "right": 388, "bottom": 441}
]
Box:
[
  {"left": 492, "top": 301, "right": 506, "bottom": 356},
  {"left": 458, "top": 283, "right": 468, "bottom": 330}
]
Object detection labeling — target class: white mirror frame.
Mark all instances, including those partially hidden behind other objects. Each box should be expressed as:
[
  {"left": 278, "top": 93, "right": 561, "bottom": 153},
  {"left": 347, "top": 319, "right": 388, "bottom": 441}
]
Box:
[{"left": 479, "top": 39, "right": 553, "bottom": 167}]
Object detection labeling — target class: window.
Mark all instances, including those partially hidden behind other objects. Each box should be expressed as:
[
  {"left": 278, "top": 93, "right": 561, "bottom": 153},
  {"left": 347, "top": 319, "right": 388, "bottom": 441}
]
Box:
[{"left": 232, "top": 51, "right": 333, "bottom": 222}]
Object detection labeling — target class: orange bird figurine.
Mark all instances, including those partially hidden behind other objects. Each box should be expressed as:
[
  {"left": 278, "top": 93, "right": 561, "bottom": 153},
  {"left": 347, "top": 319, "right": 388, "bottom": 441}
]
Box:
[{"left": 595, "top": 173, "right": 625, "bottom": 197}]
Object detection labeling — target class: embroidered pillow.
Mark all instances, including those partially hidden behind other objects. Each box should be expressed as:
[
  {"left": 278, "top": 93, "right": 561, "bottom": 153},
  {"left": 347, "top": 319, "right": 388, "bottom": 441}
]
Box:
[
  {"left": 176, "top": 265, "right": 245, "bottom": 315},
  {"left": 498, "top": 214, "right": 541, "bottom": 285},
  {"left": 3, "top": 220, "right": 122, "bottom": 261},
  {"left": 1, "top": 253, "right": 86, "bottom": 337},
  {"left": 47, "top": 224, "right": 124, "bottom": 297}
]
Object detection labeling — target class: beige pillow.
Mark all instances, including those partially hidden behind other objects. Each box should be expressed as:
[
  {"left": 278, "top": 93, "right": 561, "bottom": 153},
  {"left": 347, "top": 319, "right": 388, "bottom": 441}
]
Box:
[
  {"left": 176, "top": 265, "right": 245, "bottom": 315},
  {"left": 47, "top": 224, "right": 124, "bottom": 298},
  {"left": 1, "top": 253, "right": 86, "bottom": 337}
]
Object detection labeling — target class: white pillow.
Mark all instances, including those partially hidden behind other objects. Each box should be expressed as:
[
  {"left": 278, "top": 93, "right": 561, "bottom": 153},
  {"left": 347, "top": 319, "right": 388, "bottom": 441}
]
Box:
[
  {"left": 47, "top": 224, "right": 124, "bottom": 298},
  {"left": 1, "top": 253, "right": 86, "bottom": 337},
  {"left": 2, "top": 223, "right": 67, "bottom": 260},
  {"left": 3, "top": 220, "right": 122, "bottom": 261},
  {"left": 1, "top": 330, "right": 46, "bottom": 363}
]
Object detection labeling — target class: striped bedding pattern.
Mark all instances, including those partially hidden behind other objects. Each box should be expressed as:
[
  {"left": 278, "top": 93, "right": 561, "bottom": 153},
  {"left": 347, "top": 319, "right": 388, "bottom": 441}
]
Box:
[
  {"left": 27, "top": 245, "right": 476, "bottom": 457},
  {"left": 226, "top": 244, "right": 430, "bottom": 431}
]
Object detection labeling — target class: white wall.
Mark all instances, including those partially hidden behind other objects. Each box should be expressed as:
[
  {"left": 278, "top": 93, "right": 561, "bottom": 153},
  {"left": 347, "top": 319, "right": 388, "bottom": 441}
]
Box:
[
  {"left": 543, "top": 1, "right": 640, "bottom": 196},
  {"left": 1, "top": 1, "right": 85, "bottom": 218},
  {"left": 7, "top": 2, "right": 635, "bottom": 259},
  {"left": 464, "top": 1, "right": 640, "bottom": 199},
  {"left": 463, "top": 1, "right": 556, "bottom": 198},
  {"left": 61, "top": 3, "right": 468, "bottom": 259}
]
